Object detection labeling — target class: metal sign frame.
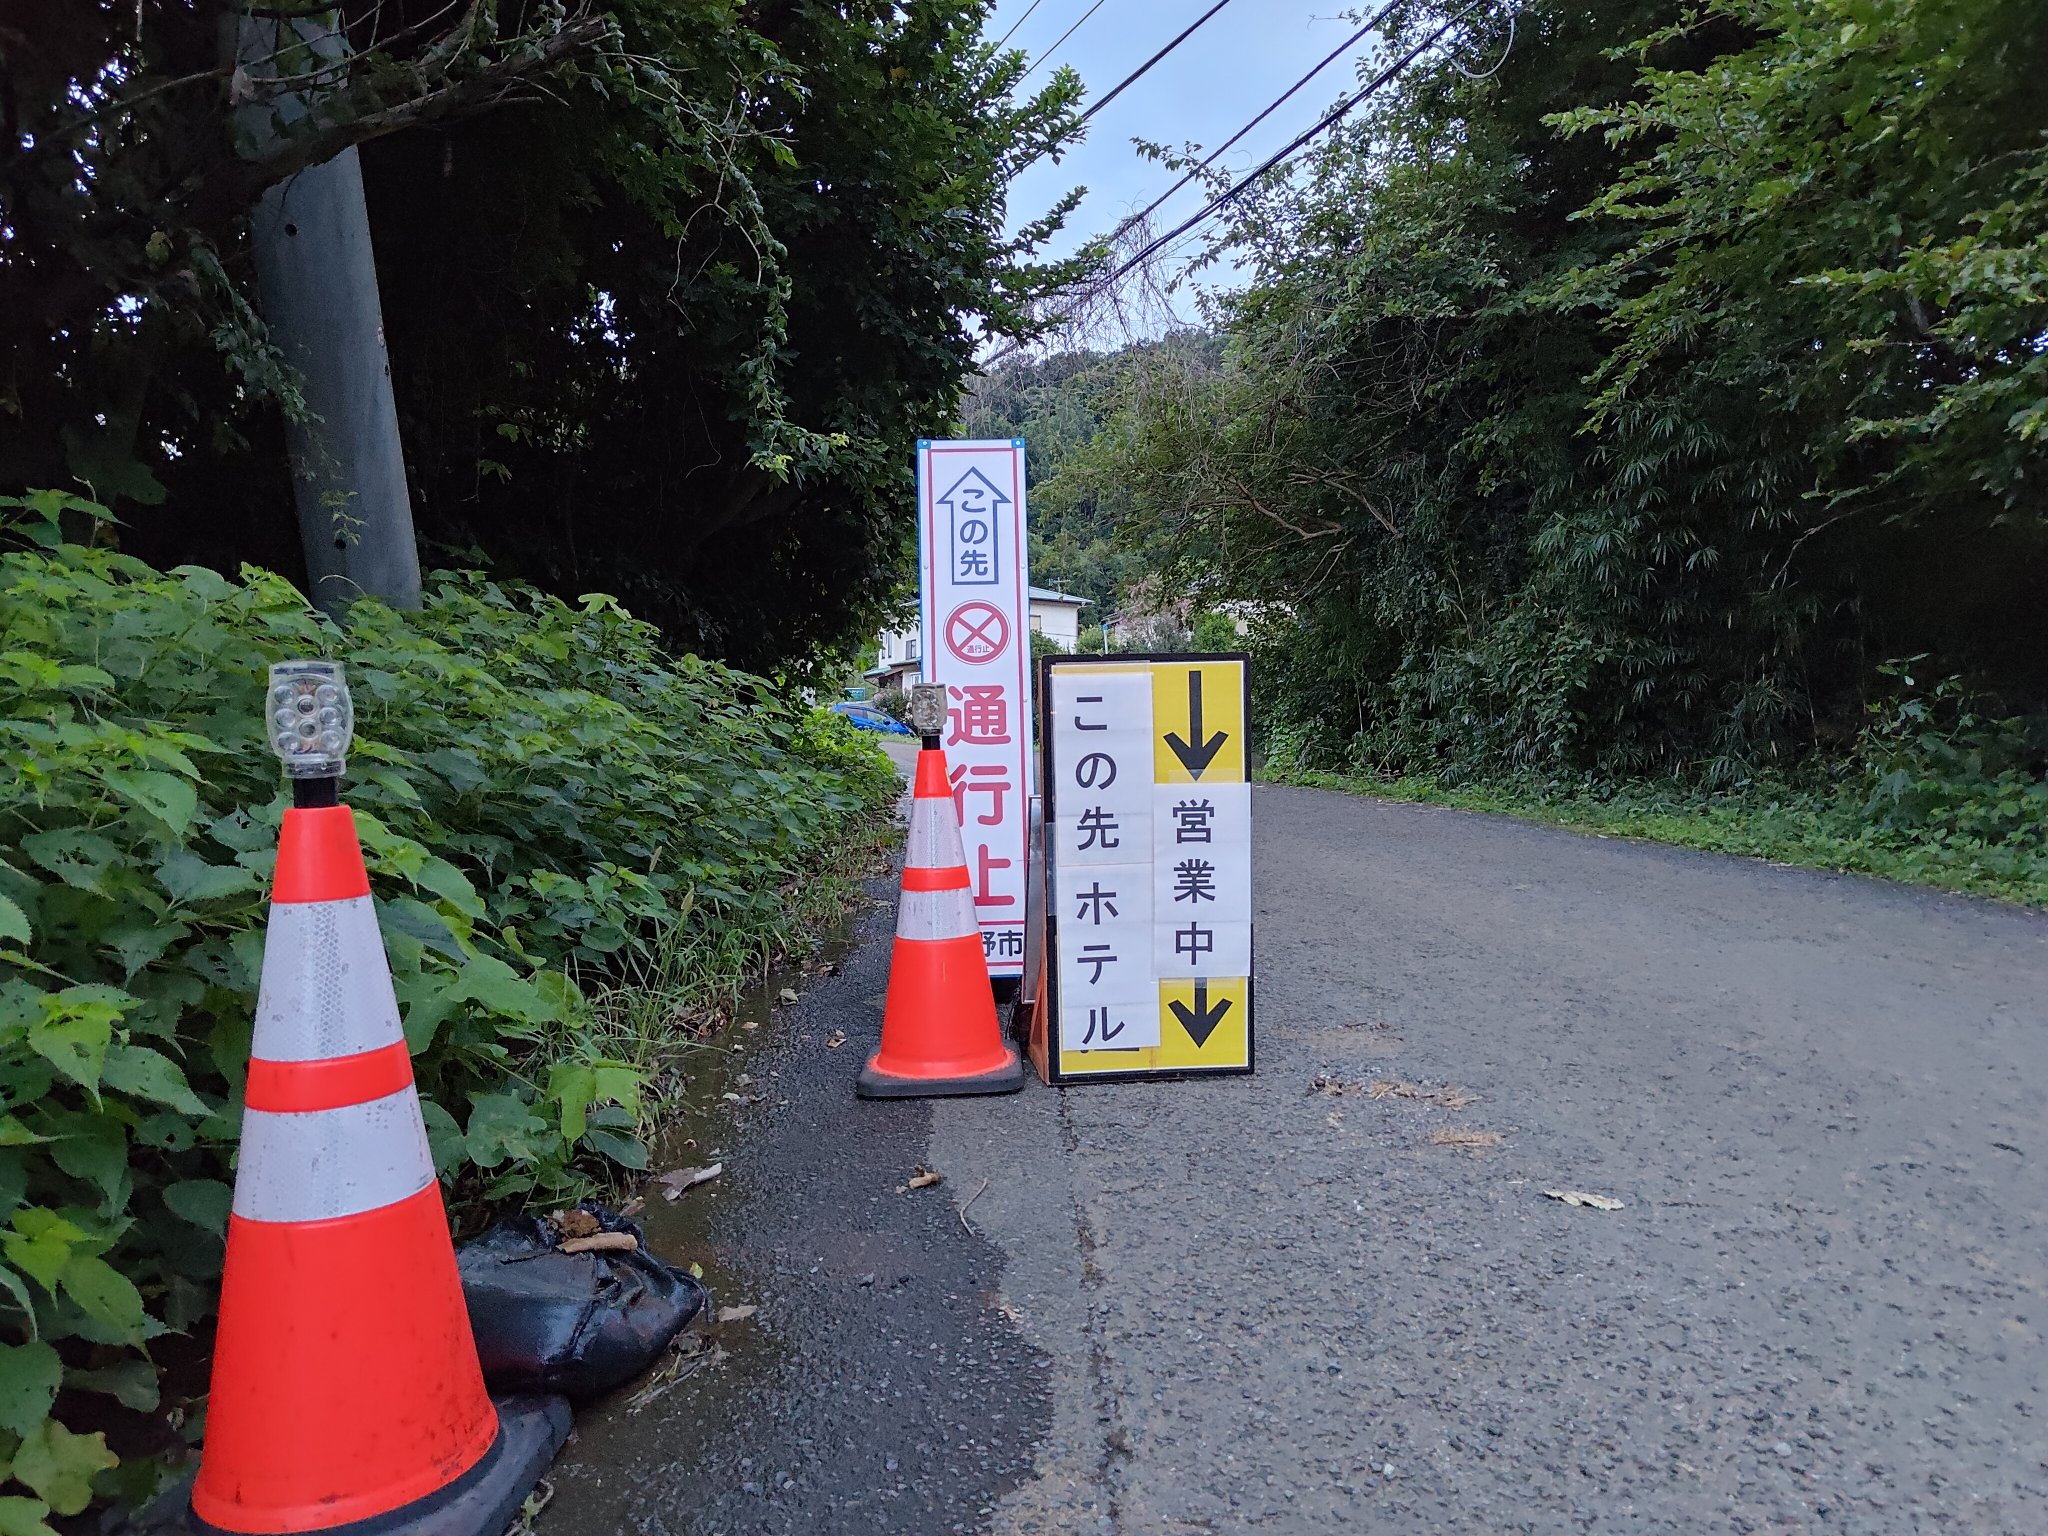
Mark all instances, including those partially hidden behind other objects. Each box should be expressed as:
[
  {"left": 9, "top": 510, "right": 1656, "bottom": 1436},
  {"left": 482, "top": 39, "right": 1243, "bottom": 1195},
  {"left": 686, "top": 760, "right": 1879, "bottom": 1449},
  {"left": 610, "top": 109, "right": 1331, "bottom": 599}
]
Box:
[{"left": 1038, "top": 652, "right": 1256, "bottom": 1085}]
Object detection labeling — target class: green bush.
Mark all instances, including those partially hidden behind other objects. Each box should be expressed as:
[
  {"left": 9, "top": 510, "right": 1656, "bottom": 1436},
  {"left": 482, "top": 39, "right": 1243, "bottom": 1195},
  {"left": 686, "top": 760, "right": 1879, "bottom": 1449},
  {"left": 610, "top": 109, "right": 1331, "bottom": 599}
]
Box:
[{"left": 0, "top": 492, "right": 894, "bottom": 1521}]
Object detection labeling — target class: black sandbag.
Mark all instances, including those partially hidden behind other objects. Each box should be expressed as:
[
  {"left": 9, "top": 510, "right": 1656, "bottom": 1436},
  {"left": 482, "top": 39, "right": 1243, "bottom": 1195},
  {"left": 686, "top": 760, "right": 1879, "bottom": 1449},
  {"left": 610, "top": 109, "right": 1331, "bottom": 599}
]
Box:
[{"left": 457, "top": 1202, "right": 706, "bottom": 1399}]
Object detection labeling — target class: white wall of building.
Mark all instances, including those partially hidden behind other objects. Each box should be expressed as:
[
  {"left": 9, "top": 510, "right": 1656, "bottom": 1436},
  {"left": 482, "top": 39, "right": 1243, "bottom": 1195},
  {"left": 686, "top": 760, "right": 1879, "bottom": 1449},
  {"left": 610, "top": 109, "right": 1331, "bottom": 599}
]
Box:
[{"left": 1029, "top": 597, "right": 1084, "bottom": 651}]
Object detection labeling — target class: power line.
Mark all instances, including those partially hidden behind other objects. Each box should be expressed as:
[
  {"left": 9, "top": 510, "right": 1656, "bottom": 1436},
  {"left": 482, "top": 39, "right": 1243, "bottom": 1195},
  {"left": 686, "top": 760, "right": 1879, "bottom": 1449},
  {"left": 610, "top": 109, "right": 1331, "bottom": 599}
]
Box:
[
  {"left": 985, "top": 2, "right": 1487, "bottom": 367},
  {"left": 1079, "top": 0, "right": 1241, "bottom": 125},
  {"left": 1107, "top": 2, "right": 1483, "bottom": 285},
  {"left": 992, "top": 0, "right": 1046, "bottom": 53},
  {"left": 1089, "top": 2, "right": 1401, "bottom": 227},
  {"left": 1018, "top": 0, "right": 1112, "bottom": 88}
]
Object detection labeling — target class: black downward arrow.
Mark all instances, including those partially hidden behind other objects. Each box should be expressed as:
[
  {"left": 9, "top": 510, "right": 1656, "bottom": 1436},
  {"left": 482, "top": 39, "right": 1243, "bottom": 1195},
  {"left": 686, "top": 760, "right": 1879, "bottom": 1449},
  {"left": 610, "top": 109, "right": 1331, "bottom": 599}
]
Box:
[
  {"left": 1163, "top": 670, "right": 1228, "bottom": 777},
  {"left": 1168, "top": 980, "right": 1233, "bottom": 1049}
]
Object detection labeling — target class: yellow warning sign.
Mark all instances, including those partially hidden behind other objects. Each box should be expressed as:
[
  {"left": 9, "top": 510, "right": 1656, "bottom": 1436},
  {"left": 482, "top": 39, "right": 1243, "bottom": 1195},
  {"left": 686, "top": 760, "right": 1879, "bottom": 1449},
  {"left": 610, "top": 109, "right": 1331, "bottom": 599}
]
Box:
[
  {"left": 1042, "top": 652, "right": 1254, "bottom": 1083},
  {"left": 1152, "top": 660, "right": 1247, "bottom": 785},
  {"left": 1060, "top": 977, "right": 1252, "bottom": 1076}
]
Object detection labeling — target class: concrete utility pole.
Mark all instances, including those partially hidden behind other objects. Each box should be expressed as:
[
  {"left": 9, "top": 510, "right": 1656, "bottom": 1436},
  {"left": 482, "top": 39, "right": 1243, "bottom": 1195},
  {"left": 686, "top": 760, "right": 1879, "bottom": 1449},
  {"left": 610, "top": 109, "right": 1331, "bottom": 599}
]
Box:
[{"left": 234, "top": 8, "right": 423, "bottom": 617}]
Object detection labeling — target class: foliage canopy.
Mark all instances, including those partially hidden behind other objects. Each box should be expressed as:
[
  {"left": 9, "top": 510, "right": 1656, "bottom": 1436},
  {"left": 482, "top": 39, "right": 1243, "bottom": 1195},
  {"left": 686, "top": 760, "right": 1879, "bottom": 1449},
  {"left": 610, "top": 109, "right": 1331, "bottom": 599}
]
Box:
[
  {"left": 1068, "top": 0, "right": 2046, "bottom": 781},
  {"left": 2, "top": 0, "right": 1094, "bottom": 671}
]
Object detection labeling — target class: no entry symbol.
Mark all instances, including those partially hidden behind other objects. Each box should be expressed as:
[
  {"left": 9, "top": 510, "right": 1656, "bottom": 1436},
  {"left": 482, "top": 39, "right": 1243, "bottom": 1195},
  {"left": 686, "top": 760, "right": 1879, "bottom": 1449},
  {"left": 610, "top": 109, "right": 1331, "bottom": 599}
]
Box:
[{"left": 945, "top": 600, "right": 1009, "bottom": 666}]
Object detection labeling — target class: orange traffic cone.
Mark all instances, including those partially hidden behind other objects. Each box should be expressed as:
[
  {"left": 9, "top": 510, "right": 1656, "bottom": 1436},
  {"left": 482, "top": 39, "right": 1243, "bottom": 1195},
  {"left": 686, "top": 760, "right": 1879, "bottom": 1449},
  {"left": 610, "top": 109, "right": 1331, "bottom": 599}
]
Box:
[
  {"left": 193, "top": 740, "right": 566, "bottom": 1532},
  {"left": 859, "top": 741, "right": 1025, "bottom": 1098}
]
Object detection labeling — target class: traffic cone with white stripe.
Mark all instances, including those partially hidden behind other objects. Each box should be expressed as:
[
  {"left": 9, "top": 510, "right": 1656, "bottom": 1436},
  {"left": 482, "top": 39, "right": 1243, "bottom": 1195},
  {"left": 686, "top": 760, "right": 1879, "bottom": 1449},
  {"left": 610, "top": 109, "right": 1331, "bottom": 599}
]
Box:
[
  {"left": 192, "top": 661, "right": 565, "bottom": 1536},
  {"left": 859, "top": 704, "right": 1024, "bottom": 1098}
]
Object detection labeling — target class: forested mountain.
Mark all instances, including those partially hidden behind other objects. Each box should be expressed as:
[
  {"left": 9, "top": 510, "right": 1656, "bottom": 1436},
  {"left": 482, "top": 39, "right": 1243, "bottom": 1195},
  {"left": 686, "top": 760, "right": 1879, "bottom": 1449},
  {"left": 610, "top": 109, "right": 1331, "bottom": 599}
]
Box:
[{"left": 1020, "top": 0, "right": 2046, "bottom": 787}]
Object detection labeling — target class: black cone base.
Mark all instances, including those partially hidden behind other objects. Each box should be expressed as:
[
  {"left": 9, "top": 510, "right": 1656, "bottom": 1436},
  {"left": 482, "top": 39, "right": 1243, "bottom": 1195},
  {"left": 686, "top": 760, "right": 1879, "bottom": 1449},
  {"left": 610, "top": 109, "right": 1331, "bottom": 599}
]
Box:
[
  {"left": 857, "top": 1051, "right": 1026, "bottom": 1099},
  {"left": 189, "top": 1395, "right": 570, "bottom": 1536}
]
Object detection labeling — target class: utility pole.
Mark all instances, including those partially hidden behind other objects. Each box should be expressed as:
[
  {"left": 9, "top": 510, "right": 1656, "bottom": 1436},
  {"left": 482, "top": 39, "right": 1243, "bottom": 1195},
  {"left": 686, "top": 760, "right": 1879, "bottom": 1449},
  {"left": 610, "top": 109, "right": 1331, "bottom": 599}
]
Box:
[{"left": 233, "top": 7, "right": 423, "bottom": 616}]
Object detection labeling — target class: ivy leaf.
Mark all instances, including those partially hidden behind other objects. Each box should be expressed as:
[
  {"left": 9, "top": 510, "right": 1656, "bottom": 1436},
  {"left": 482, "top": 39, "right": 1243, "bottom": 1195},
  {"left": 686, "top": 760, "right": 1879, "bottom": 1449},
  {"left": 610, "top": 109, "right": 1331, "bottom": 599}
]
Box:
[
  {"left": 58, "top": 1255, "right": 147, "bottom": 1345},
  {"left": 579, "top": 1126, "right": 648, "bottom": 1170},
  {"left": 155, "top": 848, "right": 260, "bottom": 907},
  {"left": 25, "top": 990, "right": 127, "bottom": 1095},
  {"left": 11, "top": 1419, "right": 119, "bottom": 1516},
  {"left": 65, "top": 1359, "right": 159, "bottom": 1412},
  {"left": 0, "top": 1342, "right": 62, "bottom": 1437},
  {"left": 1, "top": 1211, "right": 84, "bottom": 1293},
  {"left": 411, "top": 856, "right": 483, "bottom": 918},
  {"left": 18, "top": 831, "right": 120, "bottom": 894},
  {"left": 45, "top": 1114, "right": 126, "bottom": 1210},
  {"left": 418, "top": 1100, "right": 465, "bottom": 1177},
  {"left": 101, "top": 1044, "right": 208, "bottom": 1114},
  {"left": 103, "top": 769, "right": 197, "bottom": 836},
  {"left": 547, "top": 1063, "right": 596, "bottom": 1144},
  {"left": 0, "top": 1496, "right": 55, "bottom": 1536},
  {"left": 162, "top": 1179, "right": 233, "bottom": 1234},
  {"left": 463, "top": 1094, "right": 552, "bottom": 1169},
  {"left": 100, "top": 919, "right": 190, "bottom": 981}
]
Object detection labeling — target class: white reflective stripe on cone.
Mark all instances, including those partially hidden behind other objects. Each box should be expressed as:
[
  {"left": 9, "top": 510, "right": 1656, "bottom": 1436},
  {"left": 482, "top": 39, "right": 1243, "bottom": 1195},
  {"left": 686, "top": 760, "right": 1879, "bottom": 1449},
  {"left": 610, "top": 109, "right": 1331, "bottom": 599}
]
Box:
[
  {"left": 250, "top": 895, "right": 406, "bottom": 1063},
  {"left": 896, "top": 885, "right": 980, "bottom": 943},
  {"left": 906, "top": 794, "right": 969, "bottom": 871},
  {"left": 233, "top": 1086, "right": 436, "bottom": 1223}
]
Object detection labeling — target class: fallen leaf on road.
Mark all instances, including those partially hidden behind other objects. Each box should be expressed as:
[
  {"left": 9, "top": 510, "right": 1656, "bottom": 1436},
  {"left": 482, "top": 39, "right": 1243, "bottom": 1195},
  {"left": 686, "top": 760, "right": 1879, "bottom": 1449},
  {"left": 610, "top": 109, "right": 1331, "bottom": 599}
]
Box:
[
  {"left": 654, "top": 1163, "right": 723, "bottom": 1201},
  {"left": 626, "top": 1338, "right": 727, "bottom": 1413},
  {"left": 1370, "top": 1079, "right": 1479, "bottom": 1109},
  {"left": 547, "top": 1207, "right": 602, "bottom": 1239},
  {"left": 825, "top": 1029, "right": 847, "bottom": 1050},
  {"left": 1543, "top": 1188, "right": 1623, "bottom": 1210},
  {"left": 560, "top": 1231, "right": 639, "bottom": 1255},
  {"left": 1429, "top": 1127, "right": 1503, "bottom": 1151},
  {"left": 716, "top": 1304, "right": 758, "bottom": 1324},
  {"left": 1311, "top": 1074, "right": 1363, "bottom": 1096},
  {"left": 778, "top": 987, "right": 798, "bottom": 1004},
  {"left": 906, "top": 1167, "right": 943, "bottom": 1190}
]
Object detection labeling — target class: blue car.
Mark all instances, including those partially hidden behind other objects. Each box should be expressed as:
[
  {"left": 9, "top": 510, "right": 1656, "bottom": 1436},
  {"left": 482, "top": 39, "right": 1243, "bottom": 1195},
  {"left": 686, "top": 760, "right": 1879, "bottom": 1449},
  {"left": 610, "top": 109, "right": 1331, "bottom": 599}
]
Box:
[{"left": 828, "top": 700, "right": 915, "bottom": 736}]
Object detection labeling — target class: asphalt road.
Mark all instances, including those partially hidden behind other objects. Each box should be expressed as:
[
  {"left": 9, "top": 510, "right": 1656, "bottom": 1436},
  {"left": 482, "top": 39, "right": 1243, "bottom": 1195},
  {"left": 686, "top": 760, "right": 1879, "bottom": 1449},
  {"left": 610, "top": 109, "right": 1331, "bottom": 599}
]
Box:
[{"left": 547, "top": 778, "right": 2048, "bottom": 1535}]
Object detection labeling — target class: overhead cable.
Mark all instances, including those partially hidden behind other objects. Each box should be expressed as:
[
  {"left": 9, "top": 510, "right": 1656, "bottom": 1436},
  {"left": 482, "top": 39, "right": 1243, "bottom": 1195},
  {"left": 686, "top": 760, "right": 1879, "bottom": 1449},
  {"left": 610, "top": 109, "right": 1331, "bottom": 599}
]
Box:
[
  {"left": 992, "top": 0, "right": 1047, "bottom": 53},
  {"left": 1086, "top": 2, "right": 1402, "bottom": 226},
  {"left": 1018, "top": 0, "right": 1113, "bottom": 88},
  {"left": 1078, "top": 0, "right": 1242, "bottom": 124},
  {"left": 1106, "top": 1, "right": 1485, "bottom": 284},
  {"left": 983, "top": 1, "right": 1488, "bottom": 367}
]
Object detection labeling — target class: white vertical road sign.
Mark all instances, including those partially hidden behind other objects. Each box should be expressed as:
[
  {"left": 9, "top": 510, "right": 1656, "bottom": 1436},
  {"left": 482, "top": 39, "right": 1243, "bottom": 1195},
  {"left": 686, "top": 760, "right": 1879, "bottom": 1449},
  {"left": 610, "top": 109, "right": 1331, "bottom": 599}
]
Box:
[
  {"left": 918, "top": 438, "right": 1031, "bottom": 978},
  {"left": 1041, "top": 654, "right": 1254, "bottom": 1080}
]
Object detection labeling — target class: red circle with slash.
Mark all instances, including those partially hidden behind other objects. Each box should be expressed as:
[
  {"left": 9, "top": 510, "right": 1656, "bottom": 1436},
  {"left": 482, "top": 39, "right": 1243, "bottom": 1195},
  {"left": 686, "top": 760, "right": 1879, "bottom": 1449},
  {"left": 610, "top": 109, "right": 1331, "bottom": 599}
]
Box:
[{"left": 944, "top": 601, "right": 1009, "bottom": 665}]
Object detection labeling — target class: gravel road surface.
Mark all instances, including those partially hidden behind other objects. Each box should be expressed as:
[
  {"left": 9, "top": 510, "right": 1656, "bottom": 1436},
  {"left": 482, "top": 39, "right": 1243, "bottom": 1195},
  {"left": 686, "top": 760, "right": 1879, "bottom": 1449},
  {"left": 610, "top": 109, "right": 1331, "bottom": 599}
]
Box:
[{"left": 548, "top": 779, "right": 2048, "bottom": 1535}]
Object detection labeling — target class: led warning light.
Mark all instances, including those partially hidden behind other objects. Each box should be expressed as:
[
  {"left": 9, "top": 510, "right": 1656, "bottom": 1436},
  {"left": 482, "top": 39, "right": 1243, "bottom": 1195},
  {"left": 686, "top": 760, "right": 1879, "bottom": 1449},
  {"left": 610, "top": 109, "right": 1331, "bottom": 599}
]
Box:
[{"left": 267, "top": 660, "right": 353, "bottom": 779}]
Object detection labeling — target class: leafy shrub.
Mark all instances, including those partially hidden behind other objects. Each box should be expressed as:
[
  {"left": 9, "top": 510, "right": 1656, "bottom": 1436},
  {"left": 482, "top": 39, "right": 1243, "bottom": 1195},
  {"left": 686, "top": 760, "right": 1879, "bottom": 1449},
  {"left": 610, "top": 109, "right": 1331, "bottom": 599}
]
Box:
[
  {"left": 869, "top": 684, "right": 910, "bottom": 724},
  {"left": 0, "top": 493, "right": 893, "bottom": 1521}
]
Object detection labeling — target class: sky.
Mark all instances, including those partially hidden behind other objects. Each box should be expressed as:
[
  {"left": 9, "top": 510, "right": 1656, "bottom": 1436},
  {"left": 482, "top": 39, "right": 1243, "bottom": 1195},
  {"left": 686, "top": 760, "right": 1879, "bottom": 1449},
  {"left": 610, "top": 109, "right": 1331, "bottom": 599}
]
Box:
[{"left": 986, "top": 0, "right": 1383, "bottom": 333}]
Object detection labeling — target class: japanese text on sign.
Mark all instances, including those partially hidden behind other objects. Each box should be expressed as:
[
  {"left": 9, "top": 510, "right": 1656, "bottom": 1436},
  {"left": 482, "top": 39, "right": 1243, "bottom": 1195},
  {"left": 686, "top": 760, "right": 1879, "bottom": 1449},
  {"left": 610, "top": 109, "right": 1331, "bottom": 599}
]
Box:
[
  {"left": 919, "top": 440, "right": 1031, "bottom": 975},
  {"left": 1044, "top": 657, "right": 1253, "bottom": 1078}
]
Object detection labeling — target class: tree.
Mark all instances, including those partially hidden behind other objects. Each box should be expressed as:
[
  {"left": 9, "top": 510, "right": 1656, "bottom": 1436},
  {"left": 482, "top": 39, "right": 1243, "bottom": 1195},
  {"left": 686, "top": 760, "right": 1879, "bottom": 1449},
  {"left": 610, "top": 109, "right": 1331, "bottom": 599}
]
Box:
[
  {"left": 2, "top": 1, "right": 1094, "bottom": 670},
  {"left": 1086, "top": 0, "right": 2047, "bottom": 778}
]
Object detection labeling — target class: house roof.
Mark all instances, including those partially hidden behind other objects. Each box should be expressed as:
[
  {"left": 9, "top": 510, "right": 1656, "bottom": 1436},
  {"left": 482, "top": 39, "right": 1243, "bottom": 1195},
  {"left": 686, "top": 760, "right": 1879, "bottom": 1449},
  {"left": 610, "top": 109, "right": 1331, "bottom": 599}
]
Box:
[{"left": 1027, "top": 585, "right": 1091, "bottom": 607}]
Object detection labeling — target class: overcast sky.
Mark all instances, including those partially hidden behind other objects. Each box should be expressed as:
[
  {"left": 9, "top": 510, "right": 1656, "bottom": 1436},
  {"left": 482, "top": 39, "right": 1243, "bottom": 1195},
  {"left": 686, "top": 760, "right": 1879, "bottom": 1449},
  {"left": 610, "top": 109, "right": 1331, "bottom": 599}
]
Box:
[{"left": 988, "top": 0, "right": 1380, "bottom": 321}]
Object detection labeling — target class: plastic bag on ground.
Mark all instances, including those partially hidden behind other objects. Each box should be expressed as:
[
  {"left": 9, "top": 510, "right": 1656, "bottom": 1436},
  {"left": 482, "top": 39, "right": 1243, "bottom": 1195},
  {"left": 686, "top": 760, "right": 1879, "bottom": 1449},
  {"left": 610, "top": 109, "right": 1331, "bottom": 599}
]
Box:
[{"left": 457, "top": 1201, "right": 707, "bottom": 1400}]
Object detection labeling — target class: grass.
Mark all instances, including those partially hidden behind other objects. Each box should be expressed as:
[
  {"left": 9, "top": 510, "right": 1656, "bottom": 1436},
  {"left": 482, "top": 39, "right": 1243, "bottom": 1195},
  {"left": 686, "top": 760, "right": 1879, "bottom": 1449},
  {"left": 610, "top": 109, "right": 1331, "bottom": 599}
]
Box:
[
  {"left": 573, "top": 802, "right": 900, "bottom": 1149},
  {"left": 1276, "top": 767, "right": 2048, "bottom": 908}
]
